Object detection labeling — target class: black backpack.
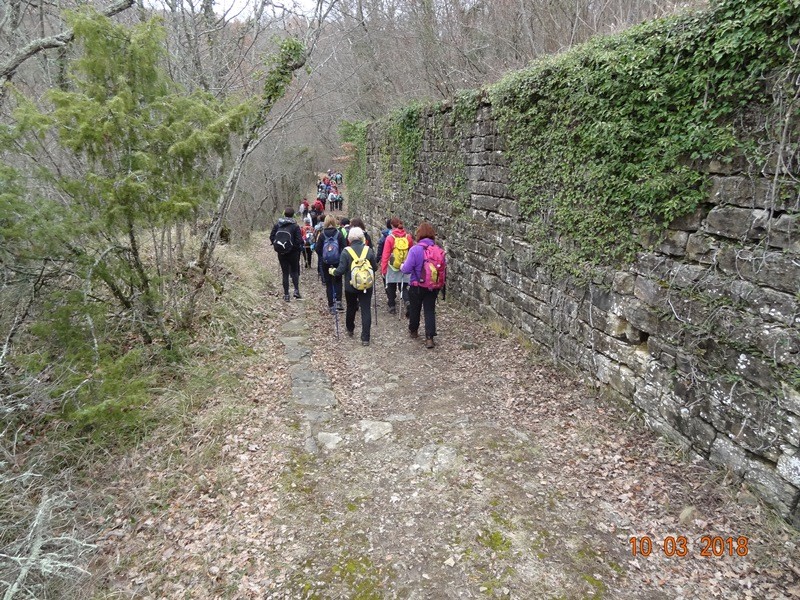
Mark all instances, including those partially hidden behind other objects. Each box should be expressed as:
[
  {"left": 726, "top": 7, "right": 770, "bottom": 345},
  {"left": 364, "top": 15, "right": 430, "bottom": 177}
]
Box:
[{"left": 273, "top": 223, "right": 294, "bottom": 254}]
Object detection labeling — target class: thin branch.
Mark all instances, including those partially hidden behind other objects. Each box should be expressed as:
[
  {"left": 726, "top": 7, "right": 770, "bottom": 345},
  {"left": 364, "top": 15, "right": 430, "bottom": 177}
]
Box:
[{"left": 0, "top": 0, "right": 135, "bottom": 104}]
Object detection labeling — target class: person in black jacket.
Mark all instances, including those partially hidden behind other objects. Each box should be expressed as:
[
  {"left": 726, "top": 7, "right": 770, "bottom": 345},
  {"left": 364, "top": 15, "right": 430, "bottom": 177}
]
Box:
[
  {"left": 269, "top": 207, "right": 304, "bottom": 302},
  {"left": 329, "top": 227, "right": 378, "bottom": 346}
]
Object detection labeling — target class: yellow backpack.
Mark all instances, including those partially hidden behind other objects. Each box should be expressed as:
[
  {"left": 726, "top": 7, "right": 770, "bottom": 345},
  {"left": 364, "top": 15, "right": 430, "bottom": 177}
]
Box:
[
  {"left": 346, "top": 246, "right": 374, "bottom": 291},
  {"left": 390, "top": 235, "right": 409, "bottom": 270}
]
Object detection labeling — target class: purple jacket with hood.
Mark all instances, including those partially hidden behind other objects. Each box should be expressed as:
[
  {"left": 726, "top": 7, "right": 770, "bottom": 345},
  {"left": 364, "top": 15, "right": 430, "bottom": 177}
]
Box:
[{"left": 400, "top": 238, "right": 435, "bottom": 285}]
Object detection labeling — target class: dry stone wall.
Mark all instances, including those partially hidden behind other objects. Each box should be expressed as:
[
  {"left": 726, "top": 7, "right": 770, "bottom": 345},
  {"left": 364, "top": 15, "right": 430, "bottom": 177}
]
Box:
[{"left": 362, "top": 103, "right": 800, "bottom": 526}]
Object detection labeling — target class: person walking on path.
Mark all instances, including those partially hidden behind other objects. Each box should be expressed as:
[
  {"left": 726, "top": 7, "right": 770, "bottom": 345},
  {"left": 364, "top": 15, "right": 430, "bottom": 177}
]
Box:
[
  {"left": 401, "top": 222, "right": 446, "bottom": 349},
  {"left": 380, "top": 217, "right": 413, "bottom": 316},
  {"left": 270, "top": 207, "right": 304, "bottom": 302},
  {"left": 329, "top": 227, "right": 377, "bottom": 346},
  {"left": 349, "top": 218, "right": 373, "bottom": 247},
  {"left": 300, "top": 218, "right": 315, "bottom": 269},
  {"left": 317, "top": 214, "right": 346, "bottom": 313}
]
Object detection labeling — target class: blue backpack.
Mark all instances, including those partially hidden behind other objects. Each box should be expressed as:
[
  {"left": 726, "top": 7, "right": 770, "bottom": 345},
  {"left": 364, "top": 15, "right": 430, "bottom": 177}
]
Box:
[{"left": 322, "top": 230, "right": 341, "bottom": 266}]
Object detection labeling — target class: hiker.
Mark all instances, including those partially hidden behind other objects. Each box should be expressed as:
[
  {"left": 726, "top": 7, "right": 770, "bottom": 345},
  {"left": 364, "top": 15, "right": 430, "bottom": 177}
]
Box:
[
  {"left": 375, "top": 218, "right": 392, "bottom": 269},
  {"left": 312, "top": 197, "right": 324, "bottom": 214},
  {"left": 269, "top": 207, "right": 304, "bottom": 302},
  {"left": 401, "top": 222, "right": 446, "bottom": 349},
  {"left": 299, "top": 197, "right": 310, "bottom": 217},
  {"left": 328, "top": 227, "right": 377, "bottom": 346},
  {"left": 300, "top": 218, "right": 315, "bottom": 269},
  {"left": 339, "top": 217, "right": 351, "bottom": 240},
  {"left": 317, "top": 214, "right": 346, "bottom": 313},
  {"left": 349, "top": 218, "right": 373, "bottom": 247},
  {"left": 380, "top": 217, "right": 413, "bottom": 316}
]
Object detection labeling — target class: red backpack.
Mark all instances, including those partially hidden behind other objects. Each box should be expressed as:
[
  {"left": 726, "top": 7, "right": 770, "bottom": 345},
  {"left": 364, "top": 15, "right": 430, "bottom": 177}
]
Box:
[{"left": 419, "top": 244, "right": 446, "bottom": 290}]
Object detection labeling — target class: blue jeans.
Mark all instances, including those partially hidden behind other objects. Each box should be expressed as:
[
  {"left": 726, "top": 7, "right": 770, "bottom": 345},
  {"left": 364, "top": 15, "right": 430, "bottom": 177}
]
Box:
[{"left": 321, "top": 267, "right": 342, "bottom": 307}]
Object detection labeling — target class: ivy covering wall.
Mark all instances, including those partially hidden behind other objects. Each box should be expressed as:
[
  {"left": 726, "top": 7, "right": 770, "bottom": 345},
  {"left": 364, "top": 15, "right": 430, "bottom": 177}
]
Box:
[{"left": 348, "top": 0, "right": 799, "bottom": 275}]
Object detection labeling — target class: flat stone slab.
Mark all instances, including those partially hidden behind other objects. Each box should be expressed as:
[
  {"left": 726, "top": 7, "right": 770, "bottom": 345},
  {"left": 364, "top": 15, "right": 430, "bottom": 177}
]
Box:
[
  {"left": 433, "top": 446, "right": 458, "bottom": 473},
  {"left": 317, "top": 432, "right": 343, "bottom": 450},
  {"left": 359, "top": 420, "right": 393, "bottom": 443},
  {"left": 412, "top": 444, "right": 458, "bottom": 473},
  {"left": 285, "top": 345, "right": 311, "bottom": 364},
  {"left": 281, "top": 318, "right": 307, "bottom": 335},
  {"left": 290, "top": 366, "right": 330, "bottom": 388},
  {"left": 304, "top": 436, "right": 319, "bottom": 455},
  {"left": 387, "top": 413, "right": 416, "bottom": 422},
  {"left": 304, "top": 410, "right": 333, "bottom": 424},
  {"left": 293, "top": 387, "right": 337, "bottom": 408},
  {"left": 412, "top": 444, "right": 437, "bottom": 472}
]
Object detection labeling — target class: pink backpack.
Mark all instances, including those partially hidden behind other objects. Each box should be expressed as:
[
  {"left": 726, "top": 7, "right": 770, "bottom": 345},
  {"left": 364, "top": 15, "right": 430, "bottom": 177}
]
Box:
[{"left": 420, "top": 244, "right": 446, "bottom": 290}]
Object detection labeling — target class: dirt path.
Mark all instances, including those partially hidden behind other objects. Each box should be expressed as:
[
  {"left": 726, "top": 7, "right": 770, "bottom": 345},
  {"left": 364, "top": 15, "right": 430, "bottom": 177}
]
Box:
[{"left": 101, "top": 233, "right": 799, "bottom": 599}]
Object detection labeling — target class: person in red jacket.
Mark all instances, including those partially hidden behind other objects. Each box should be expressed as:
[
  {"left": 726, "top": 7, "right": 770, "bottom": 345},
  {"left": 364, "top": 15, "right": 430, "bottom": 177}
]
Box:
[{"left": 380, "top": 217, "right": 413, "bottom": 315}]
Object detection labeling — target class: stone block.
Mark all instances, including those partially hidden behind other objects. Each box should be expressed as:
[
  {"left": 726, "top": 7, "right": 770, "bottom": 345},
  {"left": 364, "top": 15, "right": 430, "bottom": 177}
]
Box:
[
  {"left": 767, "top": 213, "right": 800, "bottom": 252},
  {"left": 621, "top": 297, "right": 661, "bottom": 334},
  {"left": 588, "top": 352, "right": 636, "bottom": 397},
  {"left": 753, "top": 326, "right": 800, "bottom": 367},
  {"left": 708, "top": 175, "right": 798, "bottom": 212},
  {"left": 497, "top": 199, "right": 520, "bottom": 218},
  {"left": 612, "top": 272, "right": 636, "bottom": 295},
  {"left": 686, "top": 232, "right": 721, "bottom": 264},
  {"left": 777, "top": 452, "right": 800, "bottom": 487},
  {"left": 470, "top": 194, "right": 499, "bottom": 212},
  {"left": 785, "top": 413, "right": 800, "bottom": 447},
  {"left": 782, "top": 383, "right": 800, "bottom": 417},
  {"left": 743, "top": 459, "right": 798, "bottom": 518},
  {"left": 703, "top": 205, "right": 759, "bottom": 240},
  {"left": 709, "top": 435, "right": 748, "bottom": 477},
  {"left": 645, "top": 414, "right": 692, "bottom": 449},
  {"left": 634, "top": 277, "right": 668, "bottom": 310},
  {"left": 726, "top": 351, "right": 779, "bottom": 392},
  {"left": 658, "top": 230, "right": 689, "bottom": 256},
  {"left": 680, "top": 417, "right": 717, "bottom": 456},
  {"left": 716, "top": 245, "right": 800, "bottom": 295},
  {"left": 729, "top": 280, "right": 798, "bottom": 327},
  {"left": 669, "top": 206, "right": 709, "bottom": 231},
  {"left": 486, "top": 212, "right": 513, "bottom": 228}
]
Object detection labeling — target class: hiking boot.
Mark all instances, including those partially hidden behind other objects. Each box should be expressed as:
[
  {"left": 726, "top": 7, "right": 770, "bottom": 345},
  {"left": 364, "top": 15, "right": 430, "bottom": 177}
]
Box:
[
  {"left": 425, "top": 338, "right": 435, "bottom": 349},
  {"left": 293, "top": 289, "right": 302, "bottom": 299},
  {"left": 362, "top": 340, "right": 370, "bottom": 347},
  {"left": 409, "top": 330, "right": 419, "bottom": 339},
  {"left": 336, "top": 301, "right": 344, "bottom": 312},
  {"left": 388, "top": 305, "right": 397, "bottom": 315},
  {"left": 328, "top": 305, "right": 335, "bottom": 314},
  {"left": 283, "top": 293, "right": 290, "bottom": 302},
  {"left": 347, "top": 329, "right": 354, "bottom": 338}
]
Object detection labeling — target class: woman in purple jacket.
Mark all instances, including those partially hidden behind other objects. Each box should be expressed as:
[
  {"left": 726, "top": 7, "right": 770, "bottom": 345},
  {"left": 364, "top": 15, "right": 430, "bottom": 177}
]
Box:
[{"left": 401, "top": 222, "right": 444, "bottom": 349}]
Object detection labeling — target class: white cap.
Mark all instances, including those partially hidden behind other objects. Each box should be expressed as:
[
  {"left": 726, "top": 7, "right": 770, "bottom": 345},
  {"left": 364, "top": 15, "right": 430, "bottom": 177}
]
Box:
[{"left": 348, "top": 226, "right": 365, "bottom": 243}]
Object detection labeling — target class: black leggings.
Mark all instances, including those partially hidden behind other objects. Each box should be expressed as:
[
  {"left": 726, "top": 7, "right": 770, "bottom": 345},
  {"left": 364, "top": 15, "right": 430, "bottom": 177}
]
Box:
[
  {"left": 345, "top": 288, "right": 373, "bottom": 341},
  {"left": 278, "top": 251, "right": 301, "bottom": 294},
  {"left": 407, "top": 285, "right": 439, "bottom": 338}
]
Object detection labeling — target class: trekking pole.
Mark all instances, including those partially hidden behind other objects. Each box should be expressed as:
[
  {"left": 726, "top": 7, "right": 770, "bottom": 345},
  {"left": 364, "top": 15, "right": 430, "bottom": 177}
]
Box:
[
  {"left": 398, "top": 282, "right": 404, "bottom": 320},
  {"left": 373, "top": 283, "right": 378, "bottom": 325},
  {"left": 331, "top": 280, "right": 340, "bottom": 339}
]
